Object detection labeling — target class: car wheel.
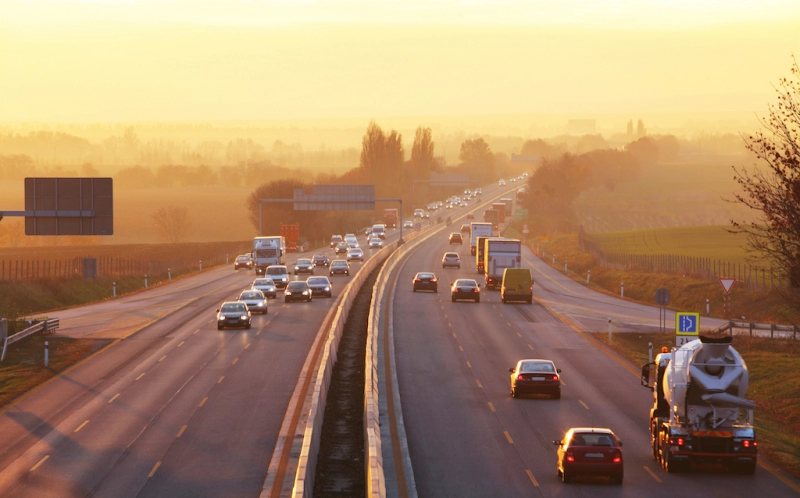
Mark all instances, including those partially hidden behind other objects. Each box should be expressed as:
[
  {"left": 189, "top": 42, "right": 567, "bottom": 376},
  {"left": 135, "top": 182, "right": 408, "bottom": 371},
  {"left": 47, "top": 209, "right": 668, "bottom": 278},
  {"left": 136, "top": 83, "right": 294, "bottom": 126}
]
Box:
[
  {"left": 217, "top": 325, "right": 223, "bottom": 330},
  {"left": 554, "top": 390, "right": 561, "bottom": 400},
  {"left": 612, "top": 475, "right": 623, "bottom": 485},
  {"left": 561, "top": 470, "right": 571, "bottom": 484},
  {"left": 413, "top": 288, "right": 417, "bottom": 292},
  {"left": 307, "top": 296, "right": 312, "bottom": 302},
  {"left": 246, "top": 323, "right": 251, "bottom": 329},
  {"left": 284, "top": 297, "right": 289, "bottom": 303},
  {"left": 475, "top": 297, "right": 480, "bottom": 303},
  {"left": 451, "top": 296, "right": 456, "bottom": 302},
  {"left": 528, "top": 297, "right": 533, "bottom": 304},
  {"left": 442, "top": 265, "right": 446, "bottom": 268},
  {"left": 502, "top": 297, "right": 506, "bottom": 304}
]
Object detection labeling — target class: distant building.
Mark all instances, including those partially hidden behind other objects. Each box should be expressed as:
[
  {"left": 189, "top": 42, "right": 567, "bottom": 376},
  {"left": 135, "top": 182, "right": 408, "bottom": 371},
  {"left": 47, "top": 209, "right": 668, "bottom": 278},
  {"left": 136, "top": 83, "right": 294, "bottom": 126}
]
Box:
[{"left": 567, "top": 119, "right": 596, "bottom": 135}]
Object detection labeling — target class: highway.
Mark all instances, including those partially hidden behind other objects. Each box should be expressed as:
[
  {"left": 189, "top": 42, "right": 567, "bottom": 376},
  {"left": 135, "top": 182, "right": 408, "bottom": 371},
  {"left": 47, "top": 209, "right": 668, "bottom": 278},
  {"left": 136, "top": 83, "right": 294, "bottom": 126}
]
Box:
[
  {"left": 390, "top": 220, "right": 800, "bottom": 497},
  {"left": 0, "top": 231, "right": 389, "bottom": 497}
]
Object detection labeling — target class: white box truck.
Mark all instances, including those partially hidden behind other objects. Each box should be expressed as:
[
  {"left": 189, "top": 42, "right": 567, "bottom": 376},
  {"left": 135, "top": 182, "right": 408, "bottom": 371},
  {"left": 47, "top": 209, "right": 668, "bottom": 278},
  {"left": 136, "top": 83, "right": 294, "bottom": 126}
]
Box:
[
  {"left": 253, "top": 236, "right": 286, "bottom": 275},
  {"left": 483, "top": 238, "right": 521, "bottom": 290},
  {"left": 470, "top": 222, "right": 494, "bottom": 257}
]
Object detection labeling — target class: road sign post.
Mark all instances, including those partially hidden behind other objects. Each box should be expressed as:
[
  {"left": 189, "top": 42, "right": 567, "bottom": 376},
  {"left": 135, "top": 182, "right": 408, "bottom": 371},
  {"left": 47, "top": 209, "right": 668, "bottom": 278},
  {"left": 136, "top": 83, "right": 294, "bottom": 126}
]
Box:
[
  {"left": 719, "top": 277, "right": 734, "bottom": 318},
  {"left": 675, "top": 312, "right": 700, "bottom": 347},
  {"left": 654, "top": 288, "right": 671, "bottom": 333}
]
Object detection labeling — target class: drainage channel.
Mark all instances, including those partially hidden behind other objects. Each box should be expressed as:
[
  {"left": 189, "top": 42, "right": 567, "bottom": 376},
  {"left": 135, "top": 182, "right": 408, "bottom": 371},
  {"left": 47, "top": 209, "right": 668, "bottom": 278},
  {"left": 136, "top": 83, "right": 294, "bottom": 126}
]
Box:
[{"left": 313, "top": 262, "right": 383, "bottom": 497}]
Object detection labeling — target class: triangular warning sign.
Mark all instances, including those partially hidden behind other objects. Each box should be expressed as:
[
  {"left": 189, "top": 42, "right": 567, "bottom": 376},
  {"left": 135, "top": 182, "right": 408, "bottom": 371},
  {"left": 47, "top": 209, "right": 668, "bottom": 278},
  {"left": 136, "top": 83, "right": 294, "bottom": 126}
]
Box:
[{"left": 719, "top": 278, "right": 735, "bottom": 294}]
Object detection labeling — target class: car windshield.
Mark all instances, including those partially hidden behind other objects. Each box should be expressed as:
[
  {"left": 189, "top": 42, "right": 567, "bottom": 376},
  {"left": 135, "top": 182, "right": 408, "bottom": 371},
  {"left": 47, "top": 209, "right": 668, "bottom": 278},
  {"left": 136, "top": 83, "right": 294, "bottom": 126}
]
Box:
[
  {"left": 520, "top": 362, "right": 555, "bottom": 373},
  {"left": 332, "top": 261, "right": 347, "bottom": 267},
  {"left": 256, "top": 248, "right": 278, "bottom": 258},
  {"left": 287, "top": 282, "right": 307, "bottom": 290},
  {"left": 240, "top": 291, "right": 262, "bottom": 300},
  {"left": 455, "top": 280, "right": 476, "bottom": 287},
  {"left": 267, "top": 267, "right": 287, "bottom": 275},
  {"left": 221, "top": 303, "right": 246, "bottom": 312},
  {"left": 237, "top": 256, "right": 249, "bottom": 261},
  {"left": 314, "top": 254, "right": 326, "bottom": 259},
  {"left": 297, "top": 260, "right": 311, "bottom": 265},
  {"left": 254, "top": 278, "right": 274, "bottom": 285},
  {"left": 417, "top": 273, "right": 434, "bottom": 279},
  {"left": 570, "top": 433, "right": 616, "bottom": 447},
  {"left": 308, "top": 277, "right": 328, "bottom": 285}
]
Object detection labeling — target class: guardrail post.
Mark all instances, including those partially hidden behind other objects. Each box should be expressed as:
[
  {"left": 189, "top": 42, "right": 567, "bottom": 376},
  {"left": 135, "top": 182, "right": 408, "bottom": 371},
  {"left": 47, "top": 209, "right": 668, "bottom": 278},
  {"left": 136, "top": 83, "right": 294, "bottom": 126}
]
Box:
[
  {"left": 771, "top": 323, "right": 775, "bottom": 338},
  {"left": 199, "top": 260, "right": 203, "bottom": 271},
  {"left": 168, "top": 268, "right": 171, "bottom": 281},
  {"left": 706, "top": 299, "right": 709, "bottom": 315},
  {"left": 226, "top": 254, "right": 229, "bottom": 264},
  {"left": 608, "top": 317, "right": 613, "bottom": 342},
  {"left": 620, "top": 282, "right": 624, "bottom": 297},
  {"left": 144, "top": 275, "right": 148, "bottom": 289},
  {"left": 749, "top": 322, "right": 754, "bottom": 337},
  {"left": 586, "top": 270, "right": 590, "bottom": 284},
  {"left": 113, "top": 281, "right": 117, "bottom": 298},
  {"left": 44, "top": 341, "right": 49, "bottom": 367},
  {"left": 0, "top": 318, "right": 7, "bottom": 343},
  {"left": 564, "top": 261, "right": 567, "bottom": 272}
]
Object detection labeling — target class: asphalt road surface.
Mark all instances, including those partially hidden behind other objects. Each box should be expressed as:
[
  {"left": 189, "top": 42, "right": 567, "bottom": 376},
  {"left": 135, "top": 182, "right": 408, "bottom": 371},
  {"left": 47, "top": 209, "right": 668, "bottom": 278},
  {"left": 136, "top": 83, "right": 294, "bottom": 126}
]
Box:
[{"left": 391, "top": 228, "right": 800, "bottom": 497}]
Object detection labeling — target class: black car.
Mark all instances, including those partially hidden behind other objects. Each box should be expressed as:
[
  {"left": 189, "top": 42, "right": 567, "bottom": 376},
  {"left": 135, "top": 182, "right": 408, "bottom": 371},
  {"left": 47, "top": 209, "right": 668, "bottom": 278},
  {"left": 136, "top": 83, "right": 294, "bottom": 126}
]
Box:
[
  {"left": 451, "top": 279, "right": 480, "bottom": 302},
  {"left": 294, "top": 258, "right": 314, "bottom": 275},
  {"left": 412, "top": 272, "right": 438, "bottom": 292},
  {"left": 216, "top": 301, "right": 251, "bottom": 330},
  {"left": 307, "top": 276, "right": 333, "bottom": 297},
  {"left": 330, "top": 260, "right": 350, "bottom": 276},
  {"left": 313, "top": 254, "right": 330, "bottom": 267},
  {"left": 284, "top": 281, "right": 312, "bottom": 303},
  {"left": 510, "top": 359, "right": 561, "bottom": 399}
]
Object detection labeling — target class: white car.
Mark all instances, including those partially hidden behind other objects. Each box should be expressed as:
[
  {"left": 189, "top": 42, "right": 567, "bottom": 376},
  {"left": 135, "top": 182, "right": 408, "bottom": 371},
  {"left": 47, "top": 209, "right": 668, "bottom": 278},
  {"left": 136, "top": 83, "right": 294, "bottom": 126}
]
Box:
[
  {"left": 238, "top": 289, "right": 268, "bottom": 314},
  {"left": 403, "top": 220, "right": 413, "bottom": 229},
  {"left": 251, "top": 278, "right": 277, "bottom": 299},
  {"left": 347, "top": 247, "right": 364, "bottom": 261},
  {"left": 369, "top": 237, "right": 383, "bottom": 249},
  {"left": 345, "top": 233, "right": 359, "bottom": 248}
]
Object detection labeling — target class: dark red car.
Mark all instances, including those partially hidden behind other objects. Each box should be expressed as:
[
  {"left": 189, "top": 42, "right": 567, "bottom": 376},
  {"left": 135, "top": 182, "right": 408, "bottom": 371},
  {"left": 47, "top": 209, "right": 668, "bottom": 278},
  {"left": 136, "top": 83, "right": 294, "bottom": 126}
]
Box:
[
  {"left": 509, "top": 359, "right": 561, "bottom": 398},
  {"left": 554, "top": 428, "right": 624, "bottom": 484}
]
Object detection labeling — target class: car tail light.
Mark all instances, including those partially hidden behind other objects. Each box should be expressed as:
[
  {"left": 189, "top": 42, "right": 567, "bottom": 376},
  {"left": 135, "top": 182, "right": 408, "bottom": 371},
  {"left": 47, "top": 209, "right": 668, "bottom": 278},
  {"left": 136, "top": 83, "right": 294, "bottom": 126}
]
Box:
[
  {"left": 414, "top": 278, "right": 421, "bottom": 282},
  {"left": 431, "top": 278, "right": 437, "bottom": 282},
  {"left": 473, "top": 289, "right": 479, "bottom": 292},
  {"left": 517, "top": 374, "right": 525, "bottom": 380},
  {"left": 612, "top": 452, "right": 622, "bottom": 463},
  {"left": 565, "top": 452, "right": 574, "bottom": 463},
  {"left": 550, "top": 374, "right": 558, "bottom": 381}
]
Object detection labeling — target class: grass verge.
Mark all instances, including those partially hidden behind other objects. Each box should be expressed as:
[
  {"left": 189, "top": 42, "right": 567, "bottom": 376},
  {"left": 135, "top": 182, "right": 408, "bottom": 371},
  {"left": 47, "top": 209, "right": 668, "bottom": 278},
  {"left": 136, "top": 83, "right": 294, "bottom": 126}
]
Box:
[
  {"left": 592, "top": 331, "right": 800, "bottom": 478},
  {"left": 0, "top": 335, "right": 112, "bottom": 410}
]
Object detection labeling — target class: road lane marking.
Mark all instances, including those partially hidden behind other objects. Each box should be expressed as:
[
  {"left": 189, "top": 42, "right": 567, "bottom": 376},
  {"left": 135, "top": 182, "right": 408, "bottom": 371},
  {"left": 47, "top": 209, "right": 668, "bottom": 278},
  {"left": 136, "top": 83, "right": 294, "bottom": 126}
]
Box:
[
  {"left": 476, "top": 379, "right": 483, "bottom": 389},
  {"left": 504, "top": 431, "right": 514, "bottom": 444},
  {"left": 232, "top": 358, "right": 239, "bottom": 365},
  {"left": 466, "top": 361, "right": 472, "bottom": 368},
  {"left": 135, "top": 373, "right": 145, "bottom": 381},
  {"left": 199, "top": 397, "right": 208, "bottom": 407},
  {"left": 488, "top": 402, "right": 495, "bottom": 412},
  {"left": 74, "top": 420, "right": 89, "bottom": 433},
  {"left": 217, "top": 376, "right": 225, "bottom": 384},
  {"left": 177, "top": 425, "right": 188, "bottom": 438},
  {"left": 158, "top": 355, "right": 167, "bottom": 362},
  {"left": 507, "top": 322, "right": 511, "bottom": 327},
  {"left": 443, "top": 313, "right": 448, "bottom": 319},
  {"left": 178, "top": 341, "right": 185, "bottom": 347},
  {"left": 758, "top": 458, "right": 800, "bottom": 493},
  {"left": 194, "top": 329, "right": 200, "bottom": 334},
  {"left": 459, "top": 346, "right": 464, "bottom": 352},
  {"left": 526, "top": 469, "right": 539, "bottom": 487},
  {"left": 148, "top": 461, "right": 161, "bottom": 478},
  {"left": 441, "top": 305, "right": 445, "bottom": 310},
  {"left": 108, "top": 393, "right": 120, "bottom": 403},
  {"left": 560, "top": 381, "right": 567, "bottom": 386},
  {"left": 452, "top": 332, "right": 457, "bottom": 338},
  {"left": 527, "top": 344, "right": 534, "bottom": 350},
  {"left": 579, "top": 400, "right": 589, "bottom": 410},
  {"left": 516, "top": 332, "right": 522, "bottom": 338},
  {"left": 245, "top": 343, "right": 251, "bottom": 349},
  {"left": 492, "top": 305, "right": 496, "bottom": 309},
  {"left": 643, "top": 465, "right": 662, "bottom": 482},
  {"left": 30, "top": 455, "right": 49, "bottom": 472},
  {"left": 256, "top": 330, "right": 262, "bottom": 335}
]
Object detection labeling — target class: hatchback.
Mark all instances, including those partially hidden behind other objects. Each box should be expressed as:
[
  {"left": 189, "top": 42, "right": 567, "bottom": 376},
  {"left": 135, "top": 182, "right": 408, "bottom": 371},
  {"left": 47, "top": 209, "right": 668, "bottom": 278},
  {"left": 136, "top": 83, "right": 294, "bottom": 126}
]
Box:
[
  {"left": 234, "top": 254, "right": 253, "bottom": 270},
  {"left": 330, "top": 235, "right": 343, "bottom": 248},
  {"left": 554, "top": 428, "right": 623, "bottom": 484},
  {"left": 449, "top": 233, "right": 463, "bottom": 244},
  {"left": 216, "top": 301, "right": 251, "bottom": 330},
  {"left": 284, "top": 281, "right": 312, "bottom": 303},
  {"left": 238, "top": 289, "right": 268, "bottom": 314},
  {"left": 509, "top": 359, "right": 561, "bottom": 399},
  {"left": 451, "top": 279, "right": 480, "bottom": 302},
  {"left": 412, "top": 272, "right": 438, "bottom": 292},
  {"left": 442, "top": 252, "right": 461, "bottom": 269},
  {"left": 330, "top": 260, "right": 350, "bottom": 276}
]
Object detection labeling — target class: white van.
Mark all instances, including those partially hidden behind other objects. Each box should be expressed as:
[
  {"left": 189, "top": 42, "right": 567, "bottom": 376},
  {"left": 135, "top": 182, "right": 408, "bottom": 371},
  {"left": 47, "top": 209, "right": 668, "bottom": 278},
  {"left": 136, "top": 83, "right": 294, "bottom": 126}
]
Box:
[{"left": 372, "top": 224, "right": 386, "bottom": 240}]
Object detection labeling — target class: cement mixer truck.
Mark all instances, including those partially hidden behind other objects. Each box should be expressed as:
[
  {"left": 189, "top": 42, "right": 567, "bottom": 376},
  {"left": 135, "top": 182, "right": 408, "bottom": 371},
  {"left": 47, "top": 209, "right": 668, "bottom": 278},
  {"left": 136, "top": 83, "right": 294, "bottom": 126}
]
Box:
[{"left": 640, "top": 335, "right": 757, "bottom": 474}]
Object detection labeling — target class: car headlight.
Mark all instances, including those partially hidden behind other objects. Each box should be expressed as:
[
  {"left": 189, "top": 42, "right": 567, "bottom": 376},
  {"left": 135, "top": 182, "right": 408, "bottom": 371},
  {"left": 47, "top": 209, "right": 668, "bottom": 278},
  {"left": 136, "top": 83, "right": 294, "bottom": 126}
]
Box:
[
  {"left": 240, "top": 315, "right": 248, "bottom": 320},
  {"left": 284, "top": 290, "right": 291, "bottom": 295},
  {"left": 281, "top": 277, "right": 287, "bottom": 281},
  {"left": 302, "top": 291, "right": 309, "bottom": 295},
  {"left": 218, "top": 316, "right": 224, "bottom": 321},
  {"left": 324, "top": 287, "right": 330, "bottom": 291},
  {"left": 295, "top": 266, "right": 299, "bottom": 270},
  {"left": 258, "top": 301, "right": 265, "bottom": 306}
]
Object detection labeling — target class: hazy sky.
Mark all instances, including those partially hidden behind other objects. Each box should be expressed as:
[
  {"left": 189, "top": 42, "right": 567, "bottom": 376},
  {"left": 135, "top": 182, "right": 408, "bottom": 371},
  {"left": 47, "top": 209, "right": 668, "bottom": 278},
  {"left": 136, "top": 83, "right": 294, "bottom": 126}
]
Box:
[{"left": 1, "top": 0, "right": 799, "bottom": 122}]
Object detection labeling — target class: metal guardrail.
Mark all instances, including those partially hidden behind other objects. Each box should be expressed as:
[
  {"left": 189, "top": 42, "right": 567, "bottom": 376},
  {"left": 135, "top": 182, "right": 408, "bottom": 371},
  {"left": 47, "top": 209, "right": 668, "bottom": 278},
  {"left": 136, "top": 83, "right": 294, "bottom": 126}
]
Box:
[
  {"left": 713, "top": 320, "right": 799, "bottom": 340},
  {"left": 1, "top": 318, "right": 60, "bottom": 361}
]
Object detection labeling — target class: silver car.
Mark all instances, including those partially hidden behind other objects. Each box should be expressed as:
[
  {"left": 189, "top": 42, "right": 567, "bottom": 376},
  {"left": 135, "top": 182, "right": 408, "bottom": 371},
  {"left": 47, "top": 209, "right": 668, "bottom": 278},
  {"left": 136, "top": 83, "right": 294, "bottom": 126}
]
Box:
[
  {"left": 251, "top": 277, "right": 277, "bottom": 299},
  {"left": 294, "top": 258, "right": 314, "bottom": 275},
  {"left": 307, "top": 276, "right": 333, "bottom": 298},
  {"left": 238, "top": 289, "right": 268, "bottom": 314},
  {"left": 346, "top": 248, "right": 364, "bottom": 261},
  {"left": 369, "top": 237, "right": 383, "bottom": 249},
  {"left": 442, "top": 252, "right": 461, "bottom": 269}
]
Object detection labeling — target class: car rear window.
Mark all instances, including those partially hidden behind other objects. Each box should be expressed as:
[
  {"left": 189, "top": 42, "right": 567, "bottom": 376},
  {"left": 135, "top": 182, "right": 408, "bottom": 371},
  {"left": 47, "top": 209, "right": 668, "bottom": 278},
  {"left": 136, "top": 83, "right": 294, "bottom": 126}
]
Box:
[
  {"left": 520, "top": 362, "right": 555, "bottom": 373},
  {"left": 570, "top": 434, "right": 616, "bottom": 447},
  {"left": 418, "top": 273, "right": 434, "bottom": 279},
  {"left": 332, "top": 261, "right": 347, "bottom": 267},
  {"left": 455, "top": 280, "right": 476, "bottom": 287}
]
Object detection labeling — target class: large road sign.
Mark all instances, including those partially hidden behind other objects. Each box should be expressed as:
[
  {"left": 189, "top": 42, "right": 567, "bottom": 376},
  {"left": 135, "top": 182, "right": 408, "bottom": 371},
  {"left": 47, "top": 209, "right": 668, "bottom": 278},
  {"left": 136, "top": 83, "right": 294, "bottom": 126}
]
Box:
[
  {"left": 24, "top": 178, "right": 113, "bottom": 235},
  {"left": 675, "top": 312, "right": 700, "bottom": 347},
  {"left": 515, "top": 209, "right": 528, "bottom": 219},
  {"left": 293, "top": 185, "right": 375, "bottom": 210}
]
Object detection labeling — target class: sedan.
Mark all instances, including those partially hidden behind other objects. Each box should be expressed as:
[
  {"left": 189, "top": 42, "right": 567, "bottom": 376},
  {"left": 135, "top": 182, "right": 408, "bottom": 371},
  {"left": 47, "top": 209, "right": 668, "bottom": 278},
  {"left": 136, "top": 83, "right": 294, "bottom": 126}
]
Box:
[
  {"left": 403, "top": 220, "right": 414, "bottom": 229},
  {"left": 284, "top": 281, "right": 312, "bottom": 303},
  {"left": 313, "top": 254, "right": 330, "bottom": 267},
  {"left": 216, "top": 301, "right": 251, "bottom": 330},
  {"left": 251, "top": 277, "right": 277, "bottom": 299},
  {"left": 294, "top": 258, "right": 314, "bottom": 275},
  {"left": 330, "top": 260, "right": 350, "bottom": 276},
  {"left": 509, "top": 359, "right": 561, "bottom": 399},
  {"left": 460, "top": 224, "right": 471, "bottom": 234},
  {"left": 347, "top": 248, "right": 364, "bottom": 261},
  {"left": 335, "top": 242, "right": 350, "bottom": 254},
  {"left": 449, "top": 233, "right": 463, "bottom": 244},
  {"left": 234, "top": 255, "right": 252, "bottom": 270},
  {"left": 466, "top": 212, "right": 475, "bottom": 220},
  {"left": 412, "top": 272, "right": 438, "bottom": 292},
  {"left": 369, "top": 237, "right": 383, "bottom": 249},
  {"left": 307, "top": 276, "right": 333, "bottom": 297},
  {"left": 442, "top": 252, "right": 461, "bottom": 269},
  {"left": 554, "top": 428, "right": 623, "bottom": 484},
  {"left": 451, "top": 279, "right": 480, "bottom": 302},
  {"left": 238, "top": 289, "right": 268, "bottom": 315}
]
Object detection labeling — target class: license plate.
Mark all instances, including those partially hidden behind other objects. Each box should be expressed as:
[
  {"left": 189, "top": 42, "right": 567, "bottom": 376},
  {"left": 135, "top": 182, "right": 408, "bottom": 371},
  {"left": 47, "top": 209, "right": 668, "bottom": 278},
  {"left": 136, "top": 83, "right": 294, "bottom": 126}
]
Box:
[
  {"left": 528, "top": 377, "right": 544, "bottom": 381},
  {"left": 584, "top": 453, "right": 604, "bottom": 458}
]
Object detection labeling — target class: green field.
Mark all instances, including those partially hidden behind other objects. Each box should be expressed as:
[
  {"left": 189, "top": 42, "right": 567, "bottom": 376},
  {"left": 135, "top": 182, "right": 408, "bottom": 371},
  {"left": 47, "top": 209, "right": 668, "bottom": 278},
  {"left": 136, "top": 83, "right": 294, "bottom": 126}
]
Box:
[{"left": 587, "top": 225, "right": 757, "bottom": 265}]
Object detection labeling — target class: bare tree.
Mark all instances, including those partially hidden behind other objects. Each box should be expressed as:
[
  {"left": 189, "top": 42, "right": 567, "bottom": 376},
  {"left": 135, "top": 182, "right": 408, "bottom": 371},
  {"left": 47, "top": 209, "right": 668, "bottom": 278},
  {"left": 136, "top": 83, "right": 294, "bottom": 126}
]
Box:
[
  {"left": 732, "top": 58, "right": 800, "bottom": 312},
  {"left": 152, "top": 206, "right": 192, "bottom": 243},
  {"left": 410, "top": 126, "right": 435, "bottom": 179}
]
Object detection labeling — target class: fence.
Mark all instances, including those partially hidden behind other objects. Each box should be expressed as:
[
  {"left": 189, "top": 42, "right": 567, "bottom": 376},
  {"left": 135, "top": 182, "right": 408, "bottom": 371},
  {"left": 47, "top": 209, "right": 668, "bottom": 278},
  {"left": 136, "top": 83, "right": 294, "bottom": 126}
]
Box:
[
  {"left": 714, "top": 320, "right": 799, "bottom": 340},
  {"left": 578, "top": 230, "right": 784, "bottom": 291}
]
